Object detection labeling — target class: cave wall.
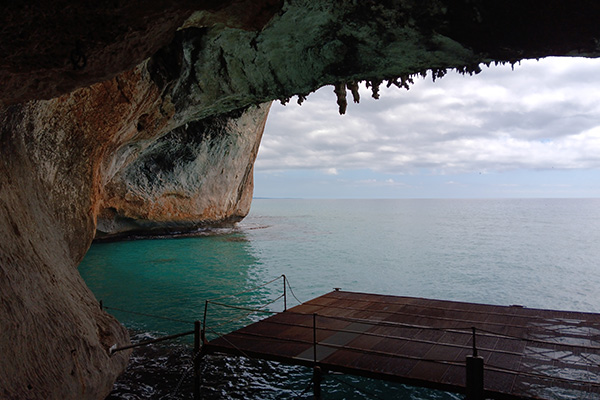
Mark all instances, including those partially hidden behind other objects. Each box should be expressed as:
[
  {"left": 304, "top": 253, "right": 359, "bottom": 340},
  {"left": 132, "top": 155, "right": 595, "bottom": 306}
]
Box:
[
  {"left": 0, "top": 40, "right": 273, "bottom": 398},
  {"left": 2, "top": 1, "right": 600, "bottom": 399},
  {"left": 0, "top": 75, "right": 151, "bottom": 398},
  {"left": 0, "top": 53, "right": 270, "bottom": 397}
]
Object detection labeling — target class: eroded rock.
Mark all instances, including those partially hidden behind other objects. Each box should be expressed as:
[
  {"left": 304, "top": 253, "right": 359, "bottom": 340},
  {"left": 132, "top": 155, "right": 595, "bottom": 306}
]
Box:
[
  {"left": 0, "top": 51, "right": 268, "bottom": 398},
  {"left": 2, "top": 1, "right": 600, "bottom": 399},
  {"left": 97, "top": 104, "right": 269, "bottom": 239}
]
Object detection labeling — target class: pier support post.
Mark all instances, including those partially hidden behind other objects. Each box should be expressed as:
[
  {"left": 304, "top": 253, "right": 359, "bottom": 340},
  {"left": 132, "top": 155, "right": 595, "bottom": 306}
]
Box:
[
  {"left": 466, "top": 326, "right": 484, "bottom": 400},
  {"left": 466, "top": 355, "right": 484, "bottom": 400},
  {"left": 194, "top": 320, "right": 202, "bottom": 400},
  {"left": 313, "top": 366, "right": 322, "bottom": 400},
  {"left": 312, "top": 312, "right": 322, "bottom": 399}
]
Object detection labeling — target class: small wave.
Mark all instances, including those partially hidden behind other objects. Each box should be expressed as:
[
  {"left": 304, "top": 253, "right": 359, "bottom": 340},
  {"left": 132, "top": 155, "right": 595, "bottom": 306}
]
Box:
[{"left": 107, "top": 331, "right": 460, "bottom": 399}]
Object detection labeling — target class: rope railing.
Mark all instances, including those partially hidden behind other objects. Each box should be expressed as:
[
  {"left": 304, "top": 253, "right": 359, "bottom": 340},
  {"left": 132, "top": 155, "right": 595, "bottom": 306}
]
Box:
[
  {"left": 206, "top": 295, "right": 284, "bottom": 331},
  {"left": 101, "top": 274, "right": 301, "bottom": 345},
  {"left": 101, "top": 304, "right": 195, "bottom": 325},
  {"left": 204, "top": 274, "right": 288, "bottom": 302},
  {"left": 310, "top": 313, "right": 600, "bottom": 370},
  {"left": 99, "top": 274, "right": 303, "bottom": 400},
  {"left": 99, "top": 302, "right": 200, "bottom": 355},
  {"left": 309, "top": 313, "right": 600, "bottom": 398},
  {"left": 307, "top": 299, "right": 600, "bottom": 342},
  {"left": 285, "top": 276, "right": 303, "bottom": 305},
  {"left": 100, "top": 280, "right": 600, "bottom": 399},
  {"left": 105, "top": 297, "right": 592, "bottom": 353},
  {"left": 206, "top": 296, "right": 283, "bottom": 314},
  {"left": 201, "top": 274, "right": 303, "bottom": 342},
  {"left": 102, "top": 275, "right": 302, "bottom": 352},
  {"left": 308, "top": 333, "right": 600, "bottom": 388},
  {"left": 109, "top": 329, "right": 196, "bottom": 354},
  {"left": 267, "top": 310, "right": 600, "bottom": 352}
]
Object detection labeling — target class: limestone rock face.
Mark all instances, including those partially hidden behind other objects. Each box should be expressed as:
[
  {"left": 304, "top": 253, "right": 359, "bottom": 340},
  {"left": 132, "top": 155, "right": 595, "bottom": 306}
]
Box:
[
  {"left": 0, "top": 90, "right": 139, "bottom": 398},
  {"left": 97, "top": 104, "right": 269, "bottom": 239},
  {"left": 2, "top": 1, "right": 600, "bottom": 399},
  {"left": 0, "top": 53, "right": 269, "bottom": 398}
]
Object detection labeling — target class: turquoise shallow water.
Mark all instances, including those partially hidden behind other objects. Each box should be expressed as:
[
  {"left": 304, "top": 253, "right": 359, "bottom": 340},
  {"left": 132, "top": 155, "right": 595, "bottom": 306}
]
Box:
[{"left": 79, "top": 198, "right": 600, "bottom": 399}]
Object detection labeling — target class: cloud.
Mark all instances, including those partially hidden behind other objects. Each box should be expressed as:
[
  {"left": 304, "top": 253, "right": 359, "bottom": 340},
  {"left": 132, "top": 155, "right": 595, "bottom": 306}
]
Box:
[
  {"left": 350, "top": 178, "right": 406, "bottom": 187},
  {"left": 257, "top": 57, "right": 600, "bottom": 175}
]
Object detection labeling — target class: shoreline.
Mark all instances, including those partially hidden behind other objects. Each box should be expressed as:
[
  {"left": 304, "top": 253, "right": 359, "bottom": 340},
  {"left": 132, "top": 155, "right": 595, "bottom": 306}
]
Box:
[{"left": 93, "top": 225, "right": 242, "bottom": 244}]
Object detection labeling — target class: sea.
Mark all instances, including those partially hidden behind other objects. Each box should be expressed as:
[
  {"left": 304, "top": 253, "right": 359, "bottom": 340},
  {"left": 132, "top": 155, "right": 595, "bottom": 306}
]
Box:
[{"left": 78, "top": 198, "right": 600, "bottom": 399}]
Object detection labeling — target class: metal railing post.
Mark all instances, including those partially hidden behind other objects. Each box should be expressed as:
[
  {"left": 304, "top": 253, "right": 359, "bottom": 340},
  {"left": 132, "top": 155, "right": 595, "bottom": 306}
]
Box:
[
  {"left": 466, "top": 327, "right": 484, "bottom": 400},
  {"left": 202, "top": 300, "right": 208, "bottom": 343},
  {"left": 283, "top": 274, "right": 287, "bottom": 311},
  {"left": 472, "top": 327, "right": 478, "bottom": 357}
]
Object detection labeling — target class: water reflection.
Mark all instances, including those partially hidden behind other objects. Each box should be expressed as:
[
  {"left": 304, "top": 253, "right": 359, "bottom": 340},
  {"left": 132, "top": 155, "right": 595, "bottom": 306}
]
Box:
[
  {"left": 79, "top": 232, "right": 273, "bottom": 336},
  {"left": 80, "top": 232, "right": 466, "bottom": 400}
]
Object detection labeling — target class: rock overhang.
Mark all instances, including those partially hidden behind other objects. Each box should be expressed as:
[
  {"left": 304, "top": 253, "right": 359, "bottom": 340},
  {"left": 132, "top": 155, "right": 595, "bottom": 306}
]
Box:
[
  {"left": 2, "top": 1, "right": 600, "bottom": 399},
  {"left": 3, "top": 1, "right": 600, "bottom": 109}
]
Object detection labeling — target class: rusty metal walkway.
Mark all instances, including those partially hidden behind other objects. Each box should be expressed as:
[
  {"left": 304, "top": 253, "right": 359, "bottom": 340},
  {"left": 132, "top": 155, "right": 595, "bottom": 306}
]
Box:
[{"left": 203, "top": 290, "right": 600, "bottom": 399}]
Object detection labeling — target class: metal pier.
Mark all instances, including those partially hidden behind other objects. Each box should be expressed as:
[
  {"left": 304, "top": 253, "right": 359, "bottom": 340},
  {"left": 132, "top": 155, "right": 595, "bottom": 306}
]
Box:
[{"left": 204, "top": 290, "right": 600, "bottom": 399}]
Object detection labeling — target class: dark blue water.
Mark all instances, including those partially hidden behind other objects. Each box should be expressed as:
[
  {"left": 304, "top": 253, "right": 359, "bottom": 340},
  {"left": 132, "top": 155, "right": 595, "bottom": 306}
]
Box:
[{"left": 79, "top": 198, "right": 600, "bottom": 399}]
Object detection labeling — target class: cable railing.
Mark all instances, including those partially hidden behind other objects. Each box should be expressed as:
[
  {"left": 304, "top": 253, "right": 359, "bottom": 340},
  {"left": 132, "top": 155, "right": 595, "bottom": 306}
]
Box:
[
  {"left": 201, "top": 293, "right": 600, "bottom": 400},
  {"left": 306, "top": 314, "right": 600, "bottom": 385},
  {"left": 100, "top": 281, "right": 600, "bottom": 400},
  {"left": 100, "top": 274, "right": 300, "bottom": 399}
]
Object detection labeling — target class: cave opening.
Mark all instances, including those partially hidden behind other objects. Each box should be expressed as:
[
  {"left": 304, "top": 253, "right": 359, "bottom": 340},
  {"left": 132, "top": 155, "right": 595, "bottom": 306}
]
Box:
[
  {"left": 80, "top": 56, "right": 600, "bottom": 399},
  {"left": 256, "top": 56, "right": 600, "bottom": 200}
]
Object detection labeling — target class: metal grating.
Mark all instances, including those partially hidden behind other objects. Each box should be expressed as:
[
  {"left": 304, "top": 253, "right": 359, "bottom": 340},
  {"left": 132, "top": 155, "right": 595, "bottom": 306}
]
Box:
[{"left": 204, "top": 291, "right": 600, "bottom": 399}]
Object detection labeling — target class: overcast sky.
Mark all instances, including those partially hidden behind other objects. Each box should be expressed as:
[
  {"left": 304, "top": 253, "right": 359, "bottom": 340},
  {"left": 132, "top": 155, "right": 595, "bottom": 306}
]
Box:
[{"left": 254, "top": 57, "right": 600, "bottom": 199}]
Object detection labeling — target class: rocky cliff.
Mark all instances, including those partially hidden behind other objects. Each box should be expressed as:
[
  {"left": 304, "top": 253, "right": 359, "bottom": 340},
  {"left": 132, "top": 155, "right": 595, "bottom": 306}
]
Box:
[
  {"left": 97, "top": 104, "right": 269, "bottom": 239},
  {"left": 0, "top": 53, "right": 269, "bottom": 399},
  {"left": 2, "top": 1, "right": 600, "bottom": 399}
]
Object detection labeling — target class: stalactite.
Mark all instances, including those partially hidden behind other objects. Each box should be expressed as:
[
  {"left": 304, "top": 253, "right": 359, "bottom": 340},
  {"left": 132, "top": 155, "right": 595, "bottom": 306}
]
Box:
[
  {"left": 368, "top": 79, "right": 382, "bottom": 99},
  {"left": 333, "top": 82, "right": 347, "bottom": 115},
  {"left": 346, "top": 81, "right": 360, "bottom": 104}
]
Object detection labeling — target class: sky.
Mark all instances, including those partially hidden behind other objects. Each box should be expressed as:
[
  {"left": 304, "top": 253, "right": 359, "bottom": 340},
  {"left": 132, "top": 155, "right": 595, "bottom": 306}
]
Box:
[{"left": 254, "top": 57, "right": 600, "bottom": 199}]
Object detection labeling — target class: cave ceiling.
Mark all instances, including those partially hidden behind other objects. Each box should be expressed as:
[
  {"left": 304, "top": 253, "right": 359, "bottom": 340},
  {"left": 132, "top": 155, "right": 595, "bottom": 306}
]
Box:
[{"left": 1, "top": 1, "right": 600, "bottom": 107}]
